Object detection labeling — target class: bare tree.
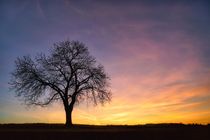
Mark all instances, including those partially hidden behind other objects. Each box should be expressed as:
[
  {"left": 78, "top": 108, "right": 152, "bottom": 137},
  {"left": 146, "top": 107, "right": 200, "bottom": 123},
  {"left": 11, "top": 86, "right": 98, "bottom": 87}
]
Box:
[{"left": 10, "top": 40, "right": 111, "bottom": 127}]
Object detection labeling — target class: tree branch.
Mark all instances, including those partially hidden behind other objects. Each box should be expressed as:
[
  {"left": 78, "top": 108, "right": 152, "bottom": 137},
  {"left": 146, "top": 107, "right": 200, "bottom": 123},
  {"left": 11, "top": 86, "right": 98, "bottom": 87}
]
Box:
[{"left": 30, "top": 93, "right": 60, "bottom": 107}]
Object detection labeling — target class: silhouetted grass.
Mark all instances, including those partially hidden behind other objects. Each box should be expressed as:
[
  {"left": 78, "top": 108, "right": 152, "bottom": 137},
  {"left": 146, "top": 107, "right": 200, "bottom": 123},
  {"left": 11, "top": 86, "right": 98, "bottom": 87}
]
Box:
[{"left": 0, "top": 123, "right": 209, "bottom": 140}]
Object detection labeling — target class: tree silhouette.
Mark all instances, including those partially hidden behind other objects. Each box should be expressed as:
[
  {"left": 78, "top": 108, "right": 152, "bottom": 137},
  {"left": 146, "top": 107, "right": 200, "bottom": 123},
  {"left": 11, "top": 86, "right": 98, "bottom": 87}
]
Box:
[{"left": 10, "top": 40, "right": 111, "bottom": 127}]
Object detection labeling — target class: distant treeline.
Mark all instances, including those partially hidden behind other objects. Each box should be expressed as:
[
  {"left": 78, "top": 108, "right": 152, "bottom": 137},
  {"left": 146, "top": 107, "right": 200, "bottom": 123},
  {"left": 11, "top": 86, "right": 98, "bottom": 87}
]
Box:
[{"left": 0, "top": 123, "right": 209, "bottom": 129}]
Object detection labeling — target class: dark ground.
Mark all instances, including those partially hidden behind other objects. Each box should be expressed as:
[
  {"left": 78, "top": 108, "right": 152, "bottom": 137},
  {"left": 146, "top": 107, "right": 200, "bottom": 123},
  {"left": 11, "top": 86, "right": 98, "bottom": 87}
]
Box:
[{"left": 0, "top": 123, "right": 209, "bottom": 140}]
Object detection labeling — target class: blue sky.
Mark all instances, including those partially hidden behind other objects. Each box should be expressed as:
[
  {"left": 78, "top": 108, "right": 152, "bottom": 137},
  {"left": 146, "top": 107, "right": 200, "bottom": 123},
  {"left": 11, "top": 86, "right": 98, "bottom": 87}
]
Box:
[{"left": 0, "top": 0, "right": 210, "bottom": 124}]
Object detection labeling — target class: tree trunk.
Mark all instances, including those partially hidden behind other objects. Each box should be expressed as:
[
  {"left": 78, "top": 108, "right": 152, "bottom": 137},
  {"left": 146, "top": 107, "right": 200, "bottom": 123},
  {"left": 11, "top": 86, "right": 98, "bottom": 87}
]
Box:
[
  {"left": 65, "top": 107, "right": 73, "bottom": 127},
  {"left": 65, "top": 94, "right": 76, "bottom": 127}
]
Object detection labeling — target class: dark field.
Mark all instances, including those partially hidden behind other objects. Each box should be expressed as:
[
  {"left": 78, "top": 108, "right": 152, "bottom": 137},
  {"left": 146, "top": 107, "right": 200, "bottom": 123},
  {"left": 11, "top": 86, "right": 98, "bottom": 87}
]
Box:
[{"left": 0, "top": 123, "right": 209, "bottom": 140}]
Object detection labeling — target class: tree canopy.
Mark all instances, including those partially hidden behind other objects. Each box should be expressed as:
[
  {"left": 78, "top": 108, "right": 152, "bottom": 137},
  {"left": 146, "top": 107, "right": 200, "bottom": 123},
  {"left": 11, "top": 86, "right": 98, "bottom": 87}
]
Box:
[{"left": 10, "top": 40, "right": 111, "bottom": 126}]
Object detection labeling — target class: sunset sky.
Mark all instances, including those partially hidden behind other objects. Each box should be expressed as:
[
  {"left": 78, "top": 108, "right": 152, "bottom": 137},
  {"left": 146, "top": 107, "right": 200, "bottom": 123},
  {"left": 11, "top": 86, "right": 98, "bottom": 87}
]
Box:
[{"left": 0, "top": 0, "right": 210, "bottom": 125}]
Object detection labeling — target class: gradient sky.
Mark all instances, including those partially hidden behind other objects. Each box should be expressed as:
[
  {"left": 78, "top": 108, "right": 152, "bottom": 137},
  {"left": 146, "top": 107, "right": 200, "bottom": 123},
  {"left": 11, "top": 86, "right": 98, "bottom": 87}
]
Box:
[{"left": 0, "top": 0, "right": 210, "bottom": 125}]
